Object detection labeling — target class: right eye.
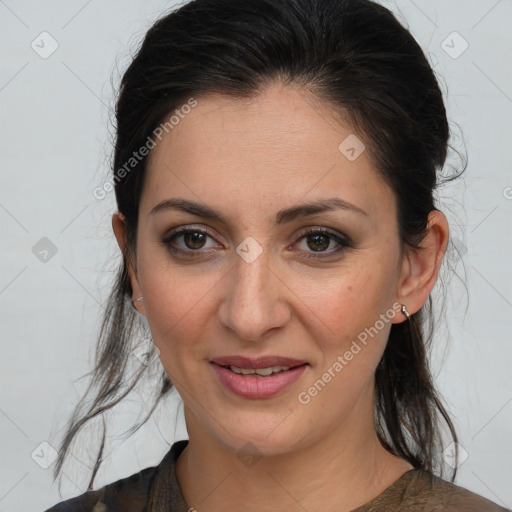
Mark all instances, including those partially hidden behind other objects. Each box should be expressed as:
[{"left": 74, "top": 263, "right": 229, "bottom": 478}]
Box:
[{"left": 161, "top": 226, "right": 222, "bottom": 257}]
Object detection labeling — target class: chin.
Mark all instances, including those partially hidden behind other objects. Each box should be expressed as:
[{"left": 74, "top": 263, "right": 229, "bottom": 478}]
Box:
[{"left": 210, "top": 415, "right": 305, "bottom": 457}]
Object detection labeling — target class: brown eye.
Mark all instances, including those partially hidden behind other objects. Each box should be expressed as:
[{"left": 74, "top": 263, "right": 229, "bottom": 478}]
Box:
[
  {"left": 162, "top": 227, "right": 219, "bottom": 257},
  {"left": 183, "top": 232, "right": 207, "bottom": 250},
  {"left": 306, "top": 234, "right": 331, "bottom": 252},
  {"left": 295, "top": 228, "right": 352, "bottom": 259}
]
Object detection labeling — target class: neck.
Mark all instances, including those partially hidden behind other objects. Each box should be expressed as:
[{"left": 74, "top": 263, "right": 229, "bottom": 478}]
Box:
[{"left": 175, "top": 402, "right": 413, "bottom": 512}]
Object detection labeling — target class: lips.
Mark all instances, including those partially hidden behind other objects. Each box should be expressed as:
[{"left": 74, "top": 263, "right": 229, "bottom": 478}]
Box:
[
  {"left": 210, "top": 355, "right": 309, "bottom": 398},
  {"left": 210, "top": 355, "right": 307, "bottom": 369}
]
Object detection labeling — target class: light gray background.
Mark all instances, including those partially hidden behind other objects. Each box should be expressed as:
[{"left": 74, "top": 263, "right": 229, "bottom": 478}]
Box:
[{"left": 1, "top": 1, "right": 511, "bottom": 510}]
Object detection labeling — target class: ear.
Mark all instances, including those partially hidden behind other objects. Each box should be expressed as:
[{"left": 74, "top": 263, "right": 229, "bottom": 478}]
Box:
[
  {"left": 112, "top": 212, "right": 145, "bottom": 315},
  {"left": 392, "top": 210, "right": 449, "bottom": 323}
]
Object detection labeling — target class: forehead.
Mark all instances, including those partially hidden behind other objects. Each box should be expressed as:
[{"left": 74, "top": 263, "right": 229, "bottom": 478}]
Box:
[{"left": 142, "top": 84, "right": 395, "bottom": 224}]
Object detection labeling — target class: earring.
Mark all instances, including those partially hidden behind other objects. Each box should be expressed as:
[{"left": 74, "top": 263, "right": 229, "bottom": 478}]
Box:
[
  {"left": 132, "top": 296, "right": 144, "bottom": 312},
  {"left": 401, "top": 304, "right": 410, "bottom": 320}
]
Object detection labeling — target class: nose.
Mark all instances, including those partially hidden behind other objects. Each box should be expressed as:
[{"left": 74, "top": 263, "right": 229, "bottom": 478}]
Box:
[{"left": 217, "top": 249, "right": 291, "bottom": 342}]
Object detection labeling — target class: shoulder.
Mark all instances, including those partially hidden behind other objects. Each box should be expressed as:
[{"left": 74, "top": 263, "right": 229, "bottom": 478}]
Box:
[
  {"left": 44, "top": 440, "right": 190, "bottom": 512},
  {"left": 394, "top": 469, "right": 510, "bottom": 511},
  {"left": 43, "top": 464, "right": 158, "bottom": 512}
]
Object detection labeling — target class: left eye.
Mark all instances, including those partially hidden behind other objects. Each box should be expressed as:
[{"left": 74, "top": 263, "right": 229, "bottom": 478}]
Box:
[{"left": 294, "top": 229, "right": 349, "bottom": 255}]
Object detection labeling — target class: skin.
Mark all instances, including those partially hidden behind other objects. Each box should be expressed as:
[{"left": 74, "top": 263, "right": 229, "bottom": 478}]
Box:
[{"left": 113, "top": 83, "right": 449, "bottom": 512}]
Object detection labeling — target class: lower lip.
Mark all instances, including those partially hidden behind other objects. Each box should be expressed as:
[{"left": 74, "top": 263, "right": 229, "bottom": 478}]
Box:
[{"left": 210, "top": 363, "right": 308, "bottom": 399}]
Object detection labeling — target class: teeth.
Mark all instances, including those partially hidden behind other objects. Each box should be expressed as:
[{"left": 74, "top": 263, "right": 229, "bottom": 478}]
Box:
[{"left": 229, "top": 365, "right": 290, "bottom": 376}]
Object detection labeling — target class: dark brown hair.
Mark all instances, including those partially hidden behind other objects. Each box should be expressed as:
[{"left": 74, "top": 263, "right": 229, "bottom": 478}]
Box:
[{"left": 54, "top": 0, "right": 465, "bottom": 491}]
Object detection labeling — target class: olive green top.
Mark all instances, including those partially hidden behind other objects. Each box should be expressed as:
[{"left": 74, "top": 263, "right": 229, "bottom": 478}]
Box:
[{"left": 45, "top": 440, "right": 510, "bottom": 511}]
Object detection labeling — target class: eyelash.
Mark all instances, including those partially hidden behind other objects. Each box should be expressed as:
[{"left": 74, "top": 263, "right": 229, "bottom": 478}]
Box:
[{"left": 161, "top": 226, "right": 353, "bottom": 260}]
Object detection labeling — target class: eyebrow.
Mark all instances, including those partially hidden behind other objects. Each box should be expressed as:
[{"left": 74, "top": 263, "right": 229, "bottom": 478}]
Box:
[{"left": 149, "top": 197, "right": 367, "bottom": 225}]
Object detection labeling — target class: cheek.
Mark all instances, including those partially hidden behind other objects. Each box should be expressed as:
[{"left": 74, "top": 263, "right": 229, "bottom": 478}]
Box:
[
  {"left": 143, "top": 277, "right": 209, "bottom": 338},
  {"left": 302, "top": 266, "right": 396, "bottom": 338},
  {"left": 135, "top": 250, "right": 211, "bottom": 355},
  {"left": 298, "top": 262, "right": 399, "bottom": 378}
]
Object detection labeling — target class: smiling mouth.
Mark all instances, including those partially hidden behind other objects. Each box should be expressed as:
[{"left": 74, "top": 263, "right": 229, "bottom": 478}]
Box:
[
  {"left": 210, "top": 360, "right": 309, "bottom": 398},
  {"left": 217, "top": 363, "right": 307, "bottom": 377}
]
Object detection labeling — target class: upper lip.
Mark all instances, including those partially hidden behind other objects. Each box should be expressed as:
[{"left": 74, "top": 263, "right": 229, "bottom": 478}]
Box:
[{"left": 211, "top": 355, "right": 308, "bottom": 369}]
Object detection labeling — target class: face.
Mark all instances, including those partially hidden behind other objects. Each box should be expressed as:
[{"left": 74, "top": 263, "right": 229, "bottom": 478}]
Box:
[{"left": 125, "top": 83, "right": 410, "bottom": 455}]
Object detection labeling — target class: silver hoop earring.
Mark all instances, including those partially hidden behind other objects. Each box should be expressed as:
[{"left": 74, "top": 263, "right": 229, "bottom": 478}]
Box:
[
  {"left": 136, "top": 296, "right": 144, "bottom": 302},
  {"left": 401, "top": 304, "right": 410, "bottom": 320}
]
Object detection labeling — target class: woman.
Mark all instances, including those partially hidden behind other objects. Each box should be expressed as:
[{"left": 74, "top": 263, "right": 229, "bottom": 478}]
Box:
[{"left": 45, "top": 0, "right": 509, "bottom": 510}]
